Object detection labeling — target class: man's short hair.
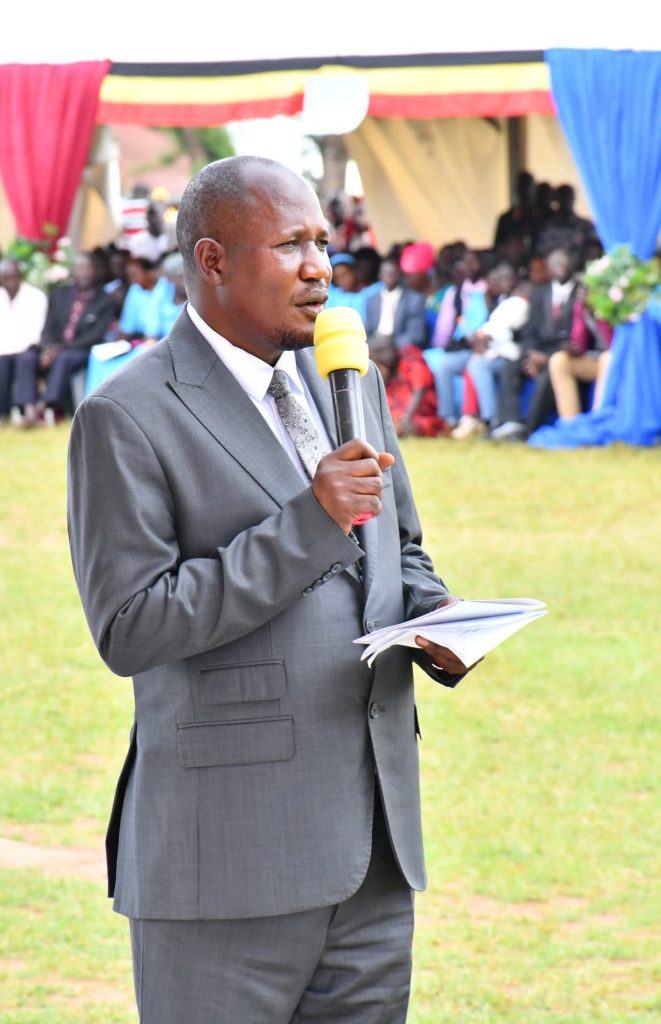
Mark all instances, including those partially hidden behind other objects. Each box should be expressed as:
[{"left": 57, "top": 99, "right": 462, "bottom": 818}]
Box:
[{"left": 176, "top": 155, "right": 283, "bottom": 285}]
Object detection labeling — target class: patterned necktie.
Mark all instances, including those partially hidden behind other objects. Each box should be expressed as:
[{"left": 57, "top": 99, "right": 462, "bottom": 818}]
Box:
[{"left": 267, "top": 369, "right": 327, "bottom": 480}]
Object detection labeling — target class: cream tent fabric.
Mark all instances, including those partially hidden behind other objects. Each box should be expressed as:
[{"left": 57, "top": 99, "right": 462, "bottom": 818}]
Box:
[
  {"left": 67, "top": 127, "right": 123, "bottom": 251},
  {"left": 344, "top": 114, "right": 594, "bottom": 252},
  {"left": 345, "top": 117, "right": 510, "bottom": 250},
  {"left": 524, "top": 114, "right": 593, "bottom": 219}
]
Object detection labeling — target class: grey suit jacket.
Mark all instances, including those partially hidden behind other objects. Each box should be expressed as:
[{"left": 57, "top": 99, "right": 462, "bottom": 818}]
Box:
[
  {"left": 67, "top": 309, "right": 457, "bottom": 921},
  {"left": 522, "top": 281, "right": 578, "bottom": 354},
  {"left": 364, "top": 287, "right": 428, "bottom": 350}
]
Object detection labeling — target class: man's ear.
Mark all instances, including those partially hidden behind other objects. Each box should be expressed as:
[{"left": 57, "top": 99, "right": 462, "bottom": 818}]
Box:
[{"left": 194, "top": 238, "right": 225, "bottom": 285}]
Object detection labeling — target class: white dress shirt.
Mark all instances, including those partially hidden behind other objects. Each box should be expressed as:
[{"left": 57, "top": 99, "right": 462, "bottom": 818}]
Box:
[
  {"left": 187, "top": 303, "right": 333, "bottom": 483},
  {"left": 0, "top": 282, "right": 48, "bottom": 356},
  {"left": 376, "top": 286, "right": 401, "bottom": 337},
  {"left": 551, "top": 279, "right": 574, "bottom": 308}
]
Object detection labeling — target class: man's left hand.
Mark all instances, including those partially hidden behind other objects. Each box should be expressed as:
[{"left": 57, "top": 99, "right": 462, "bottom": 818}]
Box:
[{"left": 414, "top": 596, "right": 483, "bottom": 676}]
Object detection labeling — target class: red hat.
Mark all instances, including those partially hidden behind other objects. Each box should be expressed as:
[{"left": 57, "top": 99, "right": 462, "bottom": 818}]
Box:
[{"left": 400, "top": 242, "right": 435, "bottom": 274}]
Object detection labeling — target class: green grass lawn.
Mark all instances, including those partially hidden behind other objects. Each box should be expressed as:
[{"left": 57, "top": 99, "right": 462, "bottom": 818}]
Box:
[{"left": 0, "top": 425, "right": 659, "bottom": 1023}]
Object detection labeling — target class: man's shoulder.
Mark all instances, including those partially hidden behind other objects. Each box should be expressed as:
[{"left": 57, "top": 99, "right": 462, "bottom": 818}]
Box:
[
  {"left": 20, "top": 282, "right": 48, "bottom": 304},
  {"left": 83, "top": 337, "right": 174, "bottom": 411},
  {"left": 81, "top": 309, "right": 205, "bottom": 409},
  {"left": 401, "top": 287, "right": 425, "bottom": 310}
]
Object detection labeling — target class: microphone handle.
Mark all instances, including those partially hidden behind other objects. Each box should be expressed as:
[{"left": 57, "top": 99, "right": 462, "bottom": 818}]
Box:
[
  {"left": 328, "top": 368, "right": 372, "bottom": 526},
  {"left": 329, "top": 368, "right": 366, "bottom": 444}
]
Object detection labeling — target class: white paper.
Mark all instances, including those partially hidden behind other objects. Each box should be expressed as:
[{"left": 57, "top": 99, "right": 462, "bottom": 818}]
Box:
[
  {"left": 354, "top": 598, "right": 547, "bottom": 668},
  {"left": 90, "top": 340, "right": 132, "bottom": 362}
]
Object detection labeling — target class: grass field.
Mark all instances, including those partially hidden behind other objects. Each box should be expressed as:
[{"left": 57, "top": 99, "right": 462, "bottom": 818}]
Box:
[{"left": 0, "top": 425, "right": 659, "bottom": 1023}]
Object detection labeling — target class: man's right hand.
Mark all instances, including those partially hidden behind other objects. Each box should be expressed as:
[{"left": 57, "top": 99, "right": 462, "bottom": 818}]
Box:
[{"left": 312, "top": 440, "right": 395, "bottom": 534}]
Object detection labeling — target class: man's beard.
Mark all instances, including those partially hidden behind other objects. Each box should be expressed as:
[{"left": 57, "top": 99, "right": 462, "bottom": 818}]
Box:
[{"left": 268, "top": 326, "right": 314, "bottom": 351}]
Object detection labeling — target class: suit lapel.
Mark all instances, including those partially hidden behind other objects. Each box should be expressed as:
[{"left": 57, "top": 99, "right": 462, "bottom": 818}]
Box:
[
  {"left": 166, "top": 313, "right": 306, "bottom": 508},
  {"left": 296, "top": 348, "right": 338, "bottom": 448}
]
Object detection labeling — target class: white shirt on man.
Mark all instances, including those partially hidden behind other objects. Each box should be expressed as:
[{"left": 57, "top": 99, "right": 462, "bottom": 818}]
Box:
[
  {"left": 187, "top": 303, "right": 333, "bottom": 483},
  {"left": 551, "top": 279, "right": 574, "bottom": 308},
  {"left": 376, "top": 286, "right": 402, "bottom": 337},
  {"left": 0, "top": 282, "right": 48, "bottom": 356}
]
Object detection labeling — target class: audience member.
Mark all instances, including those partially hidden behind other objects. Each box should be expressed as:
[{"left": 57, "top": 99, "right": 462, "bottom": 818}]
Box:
[
  {"left": 430, "top": 247, "right": 485, "bottom": 349},
  {"left": 144, "top": 252, "right": 187, "bottom": 340},
  {"left": 526, "top": 254, "right": 550, "bottom": 287},
  {"left": 494, "top": 170, "right": 537, "bottom": 255},
  {"left": 370, "top": 335, "right": 444, "bottom": 438},
  {"left": 547, "top": 284, "right": 614, "bottom": 419},
  {"left": 352, "top": 246, "right": 384, "bottom": 304},
  {"left": 345, "top": 199, "right": 378, "bottom": 252},
  {"left": 537, "top": 185, "right": 599, "bottom": 257},
  {"left": 527, "top": 181, "right": 554, "bottom": 250},
  {"left": 116, "top": 257, "right": 170, "bottom": 342},
  {"left": 491, "top": 248, "right": 578, "bottom": 440},
  {"left": 429, "top": 244, "right": 456, "bottom": 304},
  {"left": 128, "top": 201, "right": 177, "bottom": 261},
  {"left": 452, "top": 265, "right": 530, "bottom": 438},
  {"left": 365, "top": 257, "right": 427, "bottom": 352},
  {"left": 13, "top": 253, "right": 115, "bottom": 426},
  {"left": 323, "top": 193, "right": 350, "bottom": 254},
  {"left": 429, "top": 249, "right": 487, "bottom": 427},
  {"left": 0, "top": 259, "right": 48, "bottom": 424},
  {"left": 104, "top": 246, "right": 131, "bottom": 318},
  {"left": 325, "top": 253, "right": 368, "bottom": 320},
  {"left": 399, "top": 242, "right": 437, "bottom": 299}
]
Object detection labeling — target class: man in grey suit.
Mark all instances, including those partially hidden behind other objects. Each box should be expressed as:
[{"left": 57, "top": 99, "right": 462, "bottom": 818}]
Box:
[{"left": 67, "top": 156, "right": 474, "bottom": 1023}]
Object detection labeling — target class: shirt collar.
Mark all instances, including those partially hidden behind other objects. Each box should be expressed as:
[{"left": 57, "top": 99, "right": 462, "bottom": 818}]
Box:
[{"left": 187, "top": 302, "right": 304, "bottom": 402}]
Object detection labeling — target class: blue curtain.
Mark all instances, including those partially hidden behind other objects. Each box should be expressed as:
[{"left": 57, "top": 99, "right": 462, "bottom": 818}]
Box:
[{"left": 529, "top": 49, "right": 661, "bottom": 449}]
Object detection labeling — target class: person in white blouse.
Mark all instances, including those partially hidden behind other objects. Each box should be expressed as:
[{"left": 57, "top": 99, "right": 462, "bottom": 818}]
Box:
[
  {"left": 451, "top": 265, "right": 530, "bottom": 438},
  {"left": 0, "top": 259, "right": 48, "bottom": 423}
]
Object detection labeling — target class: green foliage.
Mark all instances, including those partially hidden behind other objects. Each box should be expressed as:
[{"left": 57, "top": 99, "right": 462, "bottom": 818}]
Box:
[
  {"left": 584, "top": 245, "right": 661, "bottom": 325},
  {"left": 0, "top": 429, "right": 659, "bottom": 1022},
  {"left": 5, "top": 233, "right": 75, "bottom": 293},
  {"left": 152, "top": 126, "right": 236, "bottom": 173}
]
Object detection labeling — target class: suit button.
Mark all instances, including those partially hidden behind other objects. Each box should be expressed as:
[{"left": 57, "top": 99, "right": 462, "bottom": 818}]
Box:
[
  {"left": 330, "top": 562, "right": 342, "bottom": 573},
  {"left": 369, "top": 702, "right": 383, "bottom": 719},
  {"left": 321, "top": 571, "right": 333, "bottom": 582},
  {"left": 365, "top": 618, "right": 377, "bottom": 632}
]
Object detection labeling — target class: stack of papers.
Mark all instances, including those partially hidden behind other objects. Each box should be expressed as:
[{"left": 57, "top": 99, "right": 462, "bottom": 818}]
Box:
[{"left": 354, "top": 598, "right": 547, "bottom": 668}]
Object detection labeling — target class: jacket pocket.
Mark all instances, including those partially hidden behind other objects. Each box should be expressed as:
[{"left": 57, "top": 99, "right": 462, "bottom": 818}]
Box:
[
  {"left": 177, "top": 716, "right": 294, "bottom": 768},
  {"left": 199, "top": 660, "right": 285, "bottom": 705}
]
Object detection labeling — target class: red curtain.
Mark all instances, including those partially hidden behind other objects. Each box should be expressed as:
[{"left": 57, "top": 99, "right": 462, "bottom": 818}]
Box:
[{"left": 0, "top": 61, "right": 110, "bottom": 241}]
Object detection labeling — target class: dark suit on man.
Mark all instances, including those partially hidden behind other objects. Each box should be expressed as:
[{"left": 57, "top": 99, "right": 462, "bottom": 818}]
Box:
[
  {"left": 498, "top": 279, "right": 578, "bottom": 432},
  {"left": 14, "top": 283, "right": 115, "bottom": 409},
  {"left": 364, "top": 286, "right": 428, "bottom": 350},
  {"left": 67, "top": 308, "right": 460, "bottom": 1022}
]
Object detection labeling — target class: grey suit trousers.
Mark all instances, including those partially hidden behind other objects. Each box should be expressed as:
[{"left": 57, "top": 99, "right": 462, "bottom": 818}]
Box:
[{"left": 129, "top": 795, "right": 414, "bottom": 1024}]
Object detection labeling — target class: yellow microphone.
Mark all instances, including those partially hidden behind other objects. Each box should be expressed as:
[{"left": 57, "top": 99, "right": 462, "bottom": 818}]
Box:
[
  {"left": 313, "top": 306, "right": 373, "bottom": 524},
  {"left": 313, "top": 306, "right": 370, "bottom": 443}
]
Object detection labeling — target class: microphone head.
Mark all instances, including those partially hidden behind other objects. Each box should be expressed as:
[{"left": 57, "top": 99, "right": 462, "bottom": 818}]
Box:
[{"left": 313, "top": 306, "right": 369, "bottom": 380}]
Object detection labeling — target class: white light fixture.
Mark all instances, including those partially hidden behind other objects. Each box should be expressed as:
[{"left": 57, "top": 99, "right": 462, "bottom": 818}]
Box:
[{"left": 300, "top": 73, "right": 370, "bottom": 136}]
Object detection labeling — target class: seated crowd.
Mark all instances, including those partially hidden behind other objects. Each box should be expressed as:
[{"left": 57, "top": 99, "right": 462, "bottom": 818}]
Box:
[
  {"left": 323, "top": 172, "right": 610, "bottom": 441},
  {"left": 0, "top": 202, "right": 186, "bottom": 426},
  {"left": 0, "top": 175, "right": 611, "bottom": 440}
]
